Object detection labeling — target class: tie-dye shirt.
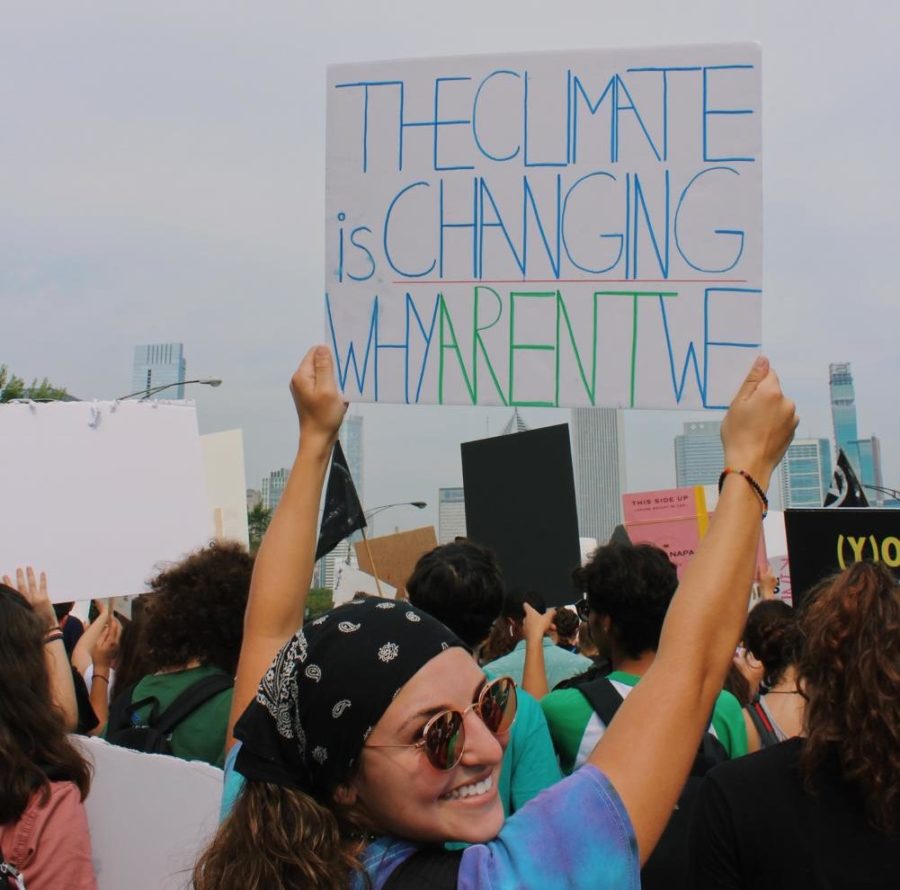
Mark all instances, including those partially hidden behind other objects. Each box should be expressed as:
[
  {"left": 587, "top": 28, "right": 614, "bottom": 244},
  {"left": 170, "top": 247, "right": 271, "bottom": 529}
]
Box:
[{"left": 353, "top": 765, "right": 639, "bottom": 889}]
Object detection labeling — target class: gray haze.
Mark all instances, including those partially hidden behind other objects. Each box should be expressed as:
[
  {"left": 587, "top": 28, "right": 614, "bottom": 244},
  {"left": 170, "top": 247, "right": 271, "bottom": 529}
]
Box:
[{"left": 3, "top": 1, "right": 899, "bottom": 530}]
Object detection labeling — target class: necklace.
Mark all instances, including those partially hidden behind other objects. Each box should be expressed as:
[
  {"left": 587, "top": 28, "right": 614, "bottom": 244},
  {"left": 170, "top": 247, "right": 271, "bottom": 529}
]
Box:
[{"left": 765, "top": 689, "right": 802, "bottom": 695}]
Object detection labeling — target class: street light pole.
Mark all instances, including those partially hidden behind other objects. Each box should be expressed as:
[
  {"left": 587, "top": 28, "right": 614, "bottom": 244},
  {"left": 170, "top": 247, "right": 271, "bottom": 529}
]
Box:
[
  {"left": 862, "top": 483, "right": 900, "bottom": 502},
  {"left": 115, "top": 378, "right": 223, "bottom": 401},
  {"left": 363, "top": 500, "right": 427, "bottom": 522}
]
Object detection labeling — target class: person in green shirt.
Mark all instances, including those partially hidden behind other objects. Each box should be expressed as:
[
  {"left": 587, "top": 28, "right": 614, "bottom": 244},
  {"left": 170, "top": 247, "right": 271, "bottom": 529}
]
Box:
[
  {"left": 541, "top": 542, "right": 748, "bottom": 775},
  {"left": 106, "top": 541, "right": 252, "bottom": 768}
]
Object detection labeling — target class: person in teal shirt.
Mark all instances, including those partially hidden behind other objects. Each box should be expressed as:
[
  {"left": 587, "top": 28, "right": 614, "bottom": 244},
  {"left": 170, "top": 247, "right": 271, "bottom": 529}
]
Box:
[{"left": 483, "top": 590, "right": 594, "bottom": 690}]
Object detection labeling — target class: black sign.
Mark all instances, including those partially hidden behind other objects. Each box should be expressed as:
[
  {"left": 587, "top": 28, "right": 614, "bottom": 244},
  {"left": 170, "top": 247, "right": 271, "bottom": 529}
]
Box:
[
  {"left": 784, "top": 509, "right": 900, "bottom": 606},
  {"left": 461, "top": 424, "right": 581, "bottom": 608}
]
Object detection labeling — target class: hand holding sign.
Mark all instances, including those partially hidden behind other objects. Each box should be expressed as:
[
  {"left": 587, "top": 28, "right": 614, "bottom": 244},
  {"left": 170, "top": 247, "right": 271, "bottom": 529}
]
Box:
[
  {"left": 291, "top": 346, "right": 347, "bottom": 444},
  {"left": 720, "top": 356, "right": 798, "bottom": 491}
]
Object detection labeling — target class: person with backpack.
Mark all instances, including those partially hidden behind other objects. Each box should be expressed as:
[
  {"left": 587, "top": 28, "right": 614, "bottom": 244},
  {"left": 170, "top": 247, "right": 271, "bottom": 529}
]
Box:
[
  {"left": 105, "top": 541, "right": 252, "bottom": 766},
  {"left": 192, "top": 347, "right": 797, "bottom": 889},
  {"left": 541, "top": 542, "right": 748, "bottom": 773},
  {"left": 0, "top": 582, "right": 96, "bottom": 889},
  {"left": 538, "top": 542, "right": 746, "bottom": 890}
]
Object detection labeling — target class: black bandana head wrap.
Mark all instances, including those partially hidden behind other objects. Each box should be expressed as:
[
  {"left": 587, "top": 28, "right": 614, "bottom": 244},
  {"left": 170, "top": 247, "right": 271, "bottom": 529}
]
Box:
[{"left": 234, "top": 597, "right": 464, "bottom": 796}]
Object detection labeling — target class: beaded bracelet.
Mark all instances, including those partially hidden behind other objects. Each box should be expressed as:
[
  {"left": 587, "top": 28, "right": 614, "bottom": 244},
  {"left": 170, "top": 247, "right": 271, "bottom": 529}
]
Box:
[{"left": 718, "top": 467, "right": 768, "bottom": 519}]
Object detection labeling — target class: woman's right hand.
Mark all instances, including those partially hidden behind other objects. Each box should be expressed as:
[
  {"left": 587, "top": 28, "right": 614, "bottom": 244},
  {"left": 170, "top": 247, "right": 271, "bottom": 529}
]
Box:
[
  {"left": 720, "top": 356, "right": 798, "bottom": 489},
  {"left": 290, "top": 346, "right": 347, "bottom": 442}
]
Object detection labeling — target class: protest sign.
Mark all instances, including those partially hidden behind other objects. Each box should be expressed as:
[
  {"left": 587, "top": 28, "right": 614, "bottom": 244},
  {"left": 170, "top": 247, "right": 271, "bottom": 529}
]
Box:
[
  {"left": 72, "top": 736, "right": 221, "bottom": 890},
  {"left": 354, "top": 525, "right": 438, "bottom": 592},
  {"left": 200, "top": 429, "right": 250, "bottom": 547},
  {"left": 623, "top": 484, "right": 767, "bottom": 577},
  {"left": 0, "top": 401, "right": 212, "bottom": 601},
  {"left": 623, "top": 485, "right": 711, "bottom": 575},
  {"left": 784, "top": 509, "right": 900, "bottom": 606},
  {"left": 326, "top": 44, "right": 761, "bottom": 409},
  {"left": 461, "top": 424, "right": 580, "bottom": 607}
]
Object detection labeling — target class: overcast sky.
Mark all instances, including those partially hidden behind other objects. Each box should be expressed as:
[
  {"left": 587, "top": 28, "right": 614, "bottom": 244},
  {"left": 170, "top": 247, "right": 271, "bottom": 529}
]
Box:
[{"left": 3, "top": 1, "right": 898, "bottom": 531}]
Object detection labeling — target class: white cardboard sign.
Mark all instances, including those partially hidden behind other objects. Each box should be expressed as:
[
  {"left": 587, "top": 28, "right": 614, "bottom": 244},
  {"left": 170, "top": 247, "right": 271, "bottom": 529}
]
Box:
[
  {"left": 200, "top": 428, "right": 250, "bottom": 548},
  {"left": 333, "top": 563, "right": 398, "bottom": 606},
  {"left": 0, "top": 401, "right": 213, "bottom": 601},
  {"left": 72, "top": 736, "right": 222, "bottom": 890},
  {"left": 326, "top": 43, "right": 761, "bottom": 409}
]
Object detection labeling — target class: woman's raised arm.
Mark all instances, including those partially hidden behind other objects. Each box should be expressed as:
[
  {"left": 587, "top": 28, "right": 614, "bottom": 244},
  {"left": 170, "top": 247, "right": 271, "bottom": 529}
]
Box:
[
  {"left": 226, "top": 346, "right": 346, "bottom": 747},
  {"left": 589, "top": 356, "right": 798, "bottom": 863}
]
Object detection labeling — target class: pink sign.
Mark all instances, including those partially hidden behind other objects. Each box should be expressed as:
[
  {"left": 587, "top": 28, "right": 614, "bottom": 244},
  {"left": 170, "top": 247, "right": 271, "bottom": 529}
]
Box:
[
  {"left": 622, "top": 487, "right": 710, "bottom": 576},
  {"left": 623, "top": 486, "right": 767, "bottom": 578}
]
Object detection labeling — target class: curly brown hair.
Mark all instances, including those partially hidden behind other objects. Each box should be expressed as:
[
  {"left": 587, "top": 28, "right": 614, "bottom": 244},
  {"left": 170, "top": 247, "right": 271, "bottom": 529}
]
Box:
[
  {"left": 799, "top": 561, "right": 900, "bottom": 833},
  {"left": 193, "top": 781, "right": 369, "bottom": 890},
  {"left": 142, "top": 541, "right": 253, "bottom": 676},
  {"left": 0, "top": 584, "right": 92, "bottom": 824}
]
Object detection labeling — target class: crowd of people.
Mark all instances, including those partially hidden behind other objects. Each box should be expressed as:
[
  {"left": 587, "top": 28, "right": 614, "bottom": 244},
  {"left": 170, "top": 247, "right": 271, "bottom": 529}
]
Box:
[{"left": 2, "top": 346, "right": 898, "bottom": 889}]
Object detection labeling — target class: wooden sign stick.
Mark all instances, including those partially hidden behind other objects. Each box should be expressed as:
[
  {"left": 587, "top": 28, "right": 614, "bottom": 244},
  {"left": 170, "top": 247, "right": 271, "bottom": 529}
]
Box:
[{"left": 360, "top": 528, "right": 385, "bottom": 598}]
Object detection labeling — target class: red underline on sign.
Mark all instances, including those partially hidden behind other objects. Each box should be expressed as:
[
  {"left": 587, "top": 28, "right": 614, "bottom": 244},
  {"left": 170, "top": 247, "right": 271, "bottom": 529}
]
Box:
[{"left": 392, "top": 279, "right": 748, "bottom": 285}]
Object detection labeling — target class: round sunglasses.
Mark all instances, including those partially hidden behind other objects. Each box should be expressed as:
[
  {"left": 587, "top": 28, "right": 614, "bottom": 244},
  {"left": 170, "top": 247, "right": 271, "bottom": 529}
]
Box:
[{"left": 365, "top": 675, "right": 518, "bottom": 770}]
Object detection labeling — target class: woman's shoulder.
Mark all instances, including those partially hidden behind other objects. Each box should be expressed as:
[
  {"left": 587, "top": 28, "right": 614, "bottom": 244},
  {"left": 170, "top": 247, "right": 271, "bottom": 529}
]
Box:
[{"left": 0, "top": 781, "right": 90, "bottom": 868}]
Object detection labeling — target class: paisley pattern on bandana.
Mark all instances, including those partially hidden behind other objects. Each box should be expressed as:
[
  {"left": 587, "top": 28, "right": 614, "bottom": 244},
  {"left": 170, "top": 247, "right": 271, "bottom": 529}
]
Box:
[{"left": 233, "top": 596, "right": 464, "bottom": 794}]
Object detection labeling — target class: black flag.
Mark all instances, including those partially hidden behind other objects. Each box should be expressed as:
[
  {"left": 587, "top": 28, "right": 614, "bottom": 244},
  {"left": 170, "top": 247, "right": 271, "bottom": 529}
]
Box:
[
  {"left": 315, "top": 440, "right": 366, "bottom": 560},
  {"left": 823, "top": 448, "right": 870, "bottom": 508}
]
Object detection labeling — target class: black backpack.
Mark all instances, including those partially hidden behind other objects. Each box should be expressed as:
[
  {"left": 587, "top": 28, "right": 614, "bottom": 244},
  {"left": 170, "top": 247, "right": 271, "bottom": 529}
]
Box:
[
  {"left": 105, "top": 672, "right": 233, "bottom": 756},
  {"left": 576, "top": 676, "right": 728, "bottom": 890},
  {"left": 382, "top": 847, "right": 462, "bottom": 890}
]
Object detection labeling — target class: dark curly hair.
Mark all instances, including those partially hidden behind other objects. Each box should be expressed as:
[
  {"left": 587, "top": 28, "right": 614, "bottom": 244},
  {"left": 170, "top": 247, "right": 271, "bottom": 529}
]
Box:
[
  {"left": 407, "top": 540, "right": 505, "bottom": 648},
  {"left": 142, "top": 541, "right": 253, "bottom": 676},
  {"left": 799, "top": 561, "right": 900, "bottom": 833},
  {"left": 0, "top": 585, "right": 91, "bottom": 824},
  {"left": 573, "top": 542, "right": 677, "bottom": 660},
  {"left": 743, "top": 599, "right": 801, "bottom": 688}
]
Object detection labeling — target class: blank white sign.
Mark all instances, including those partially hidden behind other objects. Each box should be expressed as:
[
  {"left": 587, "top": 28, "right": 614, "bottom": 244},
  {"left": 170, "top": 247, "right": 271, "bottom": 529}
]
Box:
[{"left": 0, "top": 401, "right": 213, "bottom": 601}]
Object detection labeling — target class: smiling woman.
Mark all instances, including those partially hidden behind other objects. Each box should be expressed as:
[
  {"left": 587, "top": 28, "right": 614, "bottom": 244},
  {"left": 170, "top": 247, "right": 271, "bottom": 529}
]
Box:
[{"left": 192, "top": 344, "right": 797, "bottom": 890}]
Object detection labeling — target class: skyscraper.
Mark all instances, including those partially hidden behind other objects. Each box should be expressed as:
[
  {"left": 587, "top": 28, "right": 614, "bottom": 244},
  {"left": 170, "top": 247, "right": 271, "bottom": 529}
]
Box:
[
  {"left": 261, "top": 468, "right": 289, "bottom": 511},
  {"left": 779, "top": 438, "right": 832, "bottom": 508},
  {"left": 675, "top": 421, "right": 724, "bottom": 487},
  {"left": 438, "top": 487, "right": 467, "bottom": 543},
  {"left": 340, "top": 414, "right": 364, "bottom": 504},
  {"left": 131, "top": 343, "right": 186, "bottom": 399},
  {"left": 829, "top": 363, "right": 859, "bottom": 456},
  {"left": 571, "top": 407, "right": 626, "bottom": 543},
  {"left": 828, "top": 363, "right": 883, "bottom": 502}
]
